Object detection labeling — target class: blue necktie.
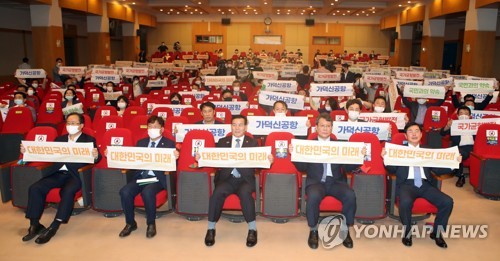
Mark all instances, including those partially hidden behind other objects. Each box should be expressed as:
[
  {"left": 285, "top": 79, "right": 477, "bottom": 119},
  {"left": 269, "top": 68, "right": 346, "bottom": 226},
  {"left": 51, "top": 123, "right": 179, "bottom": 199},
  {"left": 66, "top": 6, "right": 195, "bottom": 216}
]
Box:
[
  {"left": 231, "top": 139, "right": 241, "bottom": 178},
  {"left": 413, "top": 166, "right": 422, "bottom": 188}
]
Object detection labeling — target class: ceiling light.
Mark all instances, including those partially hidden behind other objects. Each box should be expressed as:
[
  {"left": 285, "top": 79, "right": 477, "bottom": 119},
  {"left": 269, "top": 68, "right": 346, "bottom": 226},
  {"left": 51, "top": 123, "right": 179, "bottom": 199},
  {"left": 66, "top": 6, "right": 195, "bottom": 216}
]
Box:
[
  {"left": 372, "top": 11, "right": 375, "bottom": 13},
  {"left": 247, "top": 5, "right": 250, "bottom": 8},
  {"left": 333, "top": 13, "right": 336, "bottom": 15},
  {"left": 231, "top": 12, "right": 234, "bottom": 14},
  {"left": 408, "top": 1, "right": 411, "bottom": 3},
  {"left": 177, "top": 12, "right": 180, "bottom": 14},
  {"left": 170, "top": 9, "right": 173, "bottom": 11},
  {"left": 195, "top": 9, "right": 198, "bottom": 11},
  {"left": 185, "top": 5, "right": 188, "bottom": 8},
  {"left": 167, "top": 12, "right": 170, "bottom": 14},
  {"left": 337, "top": 10, "right": 340, "bottom": 13},
  {"left": 200, "top": 12, "right": 203, "bottom": 14},
  {"left": 198, "top": 2, "right": 201, "bottom": 4},
  {"left": 222, "top": 12, "right": 224, "bottom": 14},
  {"left": 399, "top": 4, "right": 402, "bottom": 7},
  {"left": 343, "top": 13, "right": 345, "bottom": 16},
  {"left": 313, "top": 10, "right": 316, "bottom": 12},
  {"left": 264, "top": 2, "right": 268, "bottom": 5},
  {"left": 132, "top": 2, "right": 135, "bottom": 4},
  {"left": 347, "top": 10, "right": 350, "bottom": 13},
  {"left": 160, "top": 9, "right": 163, "bottom": 12},
  {"left": 184, "top": 9, "right": 187, "bottom": 11},
  {"left": 331, "top": 3, "right": 334, "bottom": 5},
  {"left": 190, "top": 12, "right": 193, "bottom": 14},
  {"left": 372, "top": 7, "right": 375, "bottom": 9},
  {"left": 217, "top": 9, "right": 221, "bottom": 11},
  {"left": 356, "top": 14, "right": 359, "bottom": 16},
  {"left": 228, "top": 9, "right": 231, "bottom": 11},
  {"left": 309, "top": 5, "right": 312, "bottom": 8}
]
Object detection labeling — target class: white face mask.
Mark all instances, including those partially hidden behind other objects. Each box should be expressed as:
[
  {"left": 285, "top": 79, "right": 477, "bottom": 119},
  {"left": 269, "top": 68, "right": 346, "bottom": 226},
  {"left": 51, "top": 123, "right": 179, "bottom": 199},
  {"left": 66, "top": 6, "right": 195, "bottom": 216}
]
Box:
[
  {"left": 27, "top": 90, "right": 34, "bottom": 96},
  {"left": 133, "top": 80, "right": 139, "bottom": 85},
  {"left": 31, "top": 83, "right": 38, "bottom": 88},
  {"left": 417, "top": 98, "right": 426, "bottom": 105},
  {"left": 458, "top": 115, "right": 470, "bottom": 120},
  {"left": 66, "top": 125, "right": 80, "bottom": 135},
  {"left": 148, "top": 128, "right": 161, "bottom": 139},
  {"left": 195, "top": 81, "right": 201, "bottom": 85},
  {"left": 467, "top": 105, "right": 474, "bottom": 111},
  {"left": 374, "top": 106, "right": 385, "bottom": 113},
  {"left": 106, "top": 86, "right": 113, "bottom": 92},
  {"left": 348, "top": 110, "right": 360, "bottom": 121},
  {"left": 117, "top": 102, "right": 127, "bottom": 109},
  {"left": 14, "top": 99, "right": 23, "bottom": 105},
  {"left": 65, "top": 96, "right": 74, "bottom": 101},
  {"left": 233, "top": 87, "right": 240, "bottom": 92},
  {"left": 274, "top": 112, "right": 286, "bottom": 117},
  {"left": 325, "top": 106, "right": 332, "bottom": 112}
]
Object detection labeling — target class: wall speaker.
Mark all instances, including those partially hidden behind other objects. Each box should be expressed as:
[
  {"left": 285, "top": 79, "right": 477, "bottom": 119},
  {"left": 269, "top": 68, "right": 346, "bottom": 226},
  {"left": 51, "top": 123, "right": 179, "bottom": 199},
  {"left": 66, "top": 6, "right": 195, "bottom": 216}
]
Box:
[
  {"left": 305, "top": 19, "right": 315, "bottom": 26},
  {"left": 221, "top": 18, "right": 231, "bottom": 25}
]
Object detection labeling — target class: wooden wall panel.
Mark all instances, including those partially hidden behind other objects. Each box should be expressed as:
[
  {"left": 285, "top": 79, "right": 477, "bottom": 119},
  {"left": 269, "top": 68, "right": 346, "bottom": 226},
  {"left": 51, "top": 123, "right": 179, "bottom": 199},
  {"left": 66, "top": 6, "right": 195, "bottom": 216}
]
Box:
[
  {"left": 461, "top": 30, "right": 496, "bottom": 77},
  {"left": 59, "top": 0, "right": 87, "bottom": 12},
  {"left": 381, "top": 15, "right": 398, "bottom": 29},
  {"left": 429, "top": 0, "right": 443, "bottom": 18},
  {"left": 87, "top": 0, "right": 103, "bottom": 16},
  {"left": 476, "top": 0, "right": 500, "bottom": 8},
  {"left": 125, "top": 8, "right": 135, "bottom": 23},
  {"left": 407, "top": 5, "right": 425, "bottom": 24},
  {"left": 250, "top": 22, "right": 287, "bottom": 55},
  {"left": 32, "top": 26, "right": 65, "bottom": 76},
  {"left": 87, "top": 32, "right": 111, "bottom": 65},
  {"left": 309, "top": 23, "right": 344, "bottom": 61},
  {"left": 443, "top": 0, "right": 469, "bottom": 14},
  {"left": 420, "top": 36, "right": 444, "bottom": 70},
  {"left": 393, "top": 39, "right": 412, "bottom": 66},
  {"left": 122, "top": 36, "right": 139, "bottom": 61},
  {"left": 400, "top": 10, "right": 408, "bottom": 25},
  {"left": 192, "top": 22, "right": 227, "bottom": 55}
]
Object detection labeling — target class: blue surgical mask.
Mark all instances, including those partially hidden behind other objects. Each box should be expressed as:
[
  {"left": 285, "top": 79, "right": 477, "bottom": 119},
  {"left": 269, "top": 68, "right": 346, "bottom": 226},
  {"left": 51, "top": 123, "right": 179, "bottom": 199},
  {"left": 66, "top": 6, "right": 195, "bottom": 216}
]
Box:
[{"left": 14, "top": 99, "right": 23, "bottom": 105}]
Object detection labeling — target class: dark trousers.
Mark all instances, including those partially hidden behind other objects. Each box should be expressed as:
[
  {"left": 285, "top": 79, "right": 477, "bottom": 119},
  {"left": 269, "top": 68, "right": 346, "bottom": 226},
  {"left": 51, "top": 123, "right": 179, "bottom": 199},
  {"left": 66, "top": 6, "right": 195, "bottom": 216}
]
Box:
[
  {"left": 208, "top": 176, "right": 256, "bottom": 223},
  {"left": 458, "top": 145, "right": 473, "bottom": 176},
  {"left": 25, "top": 171, "right": 81, "bottom": 222},
  {"left": 119, "top": 180, "right": 163, "bottom": 225},
  {"left": 306, "top": 177, "right": 356, "bottom": 227},
  {"left": 398, "top": 180, "right": 454, "bottom": 235}
]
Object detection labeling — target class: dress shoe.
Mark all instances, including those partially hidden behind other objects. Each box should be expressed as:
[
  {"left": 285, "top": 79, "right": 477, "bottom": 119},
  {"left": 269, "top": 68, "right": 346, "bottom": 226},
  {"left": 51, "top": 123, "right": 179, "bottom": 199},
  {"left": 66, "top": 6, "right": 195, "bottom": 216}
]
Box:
[
  {"left": 35, "top": 227, "right": 57, "bottom": 244},
  {"left": 342, "top": 232, "right": 353, "bottom": 248},
  {"left": 430, "top": 233, "right": 448, "bottom": 248},
  {"left": 456, "top": 176, "right": 465, "bottom": 187},
  {"left": 205, "top": 229, "right": 216, "bottom": 246},
  {"left": 402, "top": 236, "right": 412, "bottom": 247},
  {"left": 22, "top": 224, "right": 46, "bottom": 242},
  {"left": 146, "top": 224, "right": 156, "bottom": 238},
  {"left": 308, "top": 230, "right": 319, "bottom": 249},
  {"left": 119, "top": 223, "right": 137, "bottom": 237},
  {"left": 246, "top": 230, "right": 257, "bottom": 247}
]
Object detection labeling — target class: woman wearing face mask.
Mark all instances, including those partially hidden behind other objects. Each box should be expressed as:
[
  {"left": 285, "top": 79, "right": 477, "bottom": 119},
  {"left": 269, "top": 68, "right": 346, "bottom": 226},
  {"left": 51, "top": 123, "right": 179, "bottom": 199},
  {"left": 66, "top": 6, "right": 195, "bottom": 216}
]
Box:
[
  {"left": 345, "top": 99, "right": 365, "bottom": 122},
  {"left": 440, "top": 105, "right": 474, "bottom": 187},
  {"left": 26, "top": 86, "right": 41, "bottom": 111},
  {"left": 62, "top": 89, "right": 81, "bottom": 109},
  {"left": 317, "top": 97, "right": 340, "bottom": 114},
  {"left": 372, "top": 96, "right": 409, "bottom": 124},
  {"left": 169, "top": 93, "right": 182, "bottom": 105},
  {"left": 116, "top": 95, "right": 129, "bottom": 116},
  {"left": 128, "top": 76, "right": 146, "bottom": 97}
]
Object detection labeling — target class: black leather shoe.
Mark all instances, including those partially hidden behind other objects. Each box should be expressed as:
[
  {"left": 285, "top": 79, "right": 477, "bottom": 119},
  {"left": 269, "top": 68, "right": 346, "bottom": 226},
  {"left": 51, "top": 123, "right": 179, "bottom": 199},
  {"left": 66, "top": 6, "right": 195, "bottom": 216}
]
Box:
[
  {"left": 342, "top": 232, "right": 353, "bottom": 248},
  {"left": 35, "top": 227, "right": 57, "bottom": 244},
  {"left": 456, "top": 176, "right": 465, "bottom": 187},
  {"left": 119, "top": 223, "right": 137, "bottom": 237},
  {"left": 308, "top": 230, "right": 319, "bottom": 249},
  {"left": 205, "top": 229, "right": 216, "bottom": 246},
  {"left": 402, "top": 236, "right": 412, "bottom": 247},
  {"left": 22, "top": 224, "right": 46, "bottom": 242},
  {"left": 430, "top": 233, "right": 448, "bottom": 248},
  {"left": 146, "top": 224, "right": 156, "bottom": 238},
  {"left": 246, "top": 230, "right": 257, "bottom": 247}
]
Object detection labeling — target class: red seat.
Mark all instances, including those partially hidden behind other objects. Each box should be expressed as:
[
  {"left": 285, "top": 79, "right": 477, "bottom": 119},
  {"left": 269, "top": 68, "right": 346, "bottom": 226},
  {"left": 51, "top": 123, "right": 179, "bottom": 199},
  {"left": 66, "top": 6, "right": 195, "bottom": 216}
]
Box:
[
  {"left": 151, "top": 107, "right": 175, "bottom": 121},
  {"left": 1, "top": 107, "right": 34, "bottom": 134},
  {"left": 214, "top": 107, "right": 232, "bottom": 124},
  {"left": 180, "top": 107, "right": 203, "bottom": 124},
  {"left": 422, "top": 106, "right": 448, "bottom": 147},
  {"left": 94, "top": 115, "right": 124, "bottom": 145},
  {"left": 36, "top": 100, "right": 64, "bottom": 130},
  {"left": 470, "top": 123, "right": 500, "bottom": 199},
  {"left": 142, "top": 98, "right": 159, "bottom": 115},
  {"left": 164, "top": 116, "right": 189, "bottom": 135},
  {"left": 330, "top": 110, "right": 347, "bottom": 122},
  {"left": 92, "top": 106, "right": 118, "bottom": 130},
  {"left": 127, "top": 115, "right": 149, "bottom": 144},
  {"left": 122, "top": 106, "right": 147, "bottom": 129},
  {"left": 240, "top": 108, "right": 267, "bottom": 117}
]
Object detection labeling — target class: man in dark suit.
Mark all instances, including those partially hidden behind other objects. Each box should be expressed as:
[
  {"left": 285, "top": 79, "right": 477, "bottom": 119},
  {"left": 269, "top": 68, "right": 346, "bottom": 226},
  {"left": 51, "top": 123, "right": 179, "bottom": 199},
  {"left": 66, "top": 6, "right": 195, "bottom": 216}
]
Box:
[
  {"left": 451, "top": 92, "right": 493, "bottom": 111},
  {"left": 293, "top": 113, "right": 363, "bottom": 249},
  {"left": 196, "top": 102, "right": 224, "bottom": 124},
  {"left": 383, "top": 122, "right": 460, "bottom": 248},
  {"left": 200, "top": 115, "right": 272, "bottom": 247},
  {"left": 340, "top": 63, "right": 357, "bottom": 83},
  {"left": 21, "top": 112, "right": 101, "bottom": 244},
  {"left": 231, "top": 80, "right": 248, "bottom": 101},
  {"left": 118, "top": 115, "right": 179, "bottom": 238},
  {"left": 398, "top": 85, "right": 447, "bottom": 125}
]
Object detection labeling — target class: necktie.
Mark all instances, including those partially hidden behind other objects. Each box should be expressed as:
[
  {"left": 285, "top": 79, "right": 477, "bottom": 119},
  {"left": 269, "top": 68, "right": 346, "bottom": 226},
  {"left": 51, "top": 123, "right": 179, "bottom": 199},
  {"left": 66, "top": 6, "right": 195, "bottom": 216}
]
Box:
[
  {"left": 141, "top": 141, "right": 157, "bottom": 178},
  {"left": 231, "top": 139, "right": 241, "bottom": 178},
  {"left": 413, "top": 166, "right": 422, "bottom": 188},
  {"left": 321, "top": 163, "right": 328, "bottom": 182}
]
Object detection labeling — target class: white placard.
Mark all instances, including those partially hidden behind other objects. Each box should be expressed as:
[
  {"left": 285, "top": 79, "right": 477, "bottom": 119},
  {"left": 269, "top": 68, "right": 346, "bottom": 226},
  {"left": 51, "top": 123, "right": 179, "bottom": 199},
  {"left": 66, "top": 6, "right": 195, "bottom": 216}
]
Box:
[
  {"left": 258, "top": 90, "right": 304, "bottom": 110},
  {"left": 205, "top": 76, "right": 236, "bottom": 86},
  {"left": 332, "top": 121, "right": 390, "bottom": 141},
  {"left": 197, "top": 146, "right": 272, "bottom": 168},
  {"left": 460, "top": 92, "right": 499, "bottom": 104},
  {"left": 151, "top": 104, "right": 192, "bottom": 116},
  {"left": 62, "top": 103, "right": 84, "bottom": 116},
  {"left": 92, "top": 68, "right": 118, "bottom": 75},
  {"left": 403, "top": 85, "right": 446, "bottom": 99},
  {"left": 58, "top": 66, "right": 86, "bottom": 75},
  {"left": 22, "top": 141, "right": 95, "bottom": 163},
  {"left": 280, "top": 70, "right": 299, "bottom": 78},
  {"left": 450, "top": 118, "right": 500, "bottom": 136},
  {"left": 471, "top": 110, "right": 500, "bottom": 119},
  {"left": 175, "top": 124, "right": 231, "bottom": 142},
  {"left": 309, "top": 83, "right": 354, "bottom": 97},
  {"left": 262, "top": 80, "right": 298, "bottom": 92},
  {"left": 358, "top": 112, "right": 406, "bottom": 130},
  {"left": 252, "top": 71, "right": 279, "bottom": 80},
  {"left": 384, "top": 143, "right": 459, "bottom": 169},
  {"left": 107, "top": 146, "right": 176, "bottom": 171},
  {"left": 15, "top": 69, "right": 46, "bottom": 78},
  {"left": 363, "top": 74, "right": 391, "bottom": 84},
  {"left": 453, "top": 80, "right": 495, "bottom": 93},
  {"left": 179, "top": 91, "right": 209, "bottom": 101},
  {"left": 290, "top": 139, "right": 364, "bottom": 164},
  {"left": 212, "top": 101, "right": 248, "bottom": 115},
  {"left": 314, "top": 73, "right": 341, "bottom": 82},
  {"left": 91, "top": 75, "right": 120, "bottom": 84},
  {"left": 115, "top": 61, "right": 134, "bottom": 67},
  {"left": 395, "top": 71, "right": 425, "bottom": 80},
  {"left": 247, "top": 116, "right": 309, "bottom": 136},
  {"left": 146, "top": 79, "right": 167, "bottom": 88},
  {"left": 121, "top": 67, "right": 149, "bottom": 76},
  {"left": 103, "top": 91, "right": 123, "bottom": 101},
  {"left": 424, "top": 77, "right": 453, "bottom": 86}
]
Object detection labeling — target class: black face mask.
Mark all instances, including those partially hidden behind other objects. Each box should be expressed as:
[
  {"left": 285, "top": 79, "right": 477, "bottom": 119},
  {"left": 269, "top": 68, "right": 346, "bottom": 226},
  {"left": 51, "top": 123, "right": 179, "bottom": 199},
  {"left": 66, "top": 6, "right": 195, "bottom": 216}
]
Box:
[
  {"left": 224, "top": 97, "right": 232, "bottom": 101},
  {"left": 171, "top": 100, "right": 180, "bottom": 104}
]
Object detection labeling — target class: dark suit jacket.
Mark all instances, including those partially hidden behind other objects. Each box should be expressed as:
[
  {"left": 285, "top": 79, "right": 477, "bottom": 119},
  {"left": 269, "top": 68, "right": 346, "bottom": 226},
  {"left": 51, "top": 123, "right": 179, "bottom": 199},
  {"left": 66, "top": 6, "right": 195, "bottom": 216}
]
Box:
[
  {"left": 234, "top": 92, "right": 248, "bottom": 101},
  {"left": 215, "top": 135, "right": 258, "bottom": 187},
  {"left": 195, "top": 120, "right": 224, "bottom": 124},
  {"left": 134, "top": 136, "right": 176, "bottom": 189},
  {"left": 398, "top": 88, "right": 445, "bottom": 122},
  {"left": 46, "top": 133, "right": 101, "bottom": 180},
  {"left": 452, "top": 93, "right": 492, "bottom": 111},
  {"left": 293, "top": 140, "right": 360, "bottom": 188},
  {"left": 340, "top": 71, "right": 357, "bottom": 83}
]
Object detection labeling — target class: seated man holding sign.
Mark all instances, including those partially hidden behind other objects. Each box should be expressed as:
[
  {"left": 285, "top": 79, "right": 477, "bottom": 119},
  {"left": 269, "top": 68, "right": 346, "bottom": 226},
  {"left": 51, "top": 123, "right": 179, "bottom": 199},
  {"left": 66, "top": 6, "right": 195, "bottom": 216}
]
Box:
[
  {"left": 21, "top": 112, "right": 101, "bottom": 244},
  {"left": 292, "top": 113, "right": 365, "bottom": 249},
  {"left": 196, "top": 102, "right": 224, "bottom": 124},
  {"left": 382, "top": 122, "right": 461, "bottom": 248},
  {"left": 118, "top": 115, "right": 179, "bottom": 238},
  {"left": 196, "top": 115, "right": 273, "bottom": 247}
]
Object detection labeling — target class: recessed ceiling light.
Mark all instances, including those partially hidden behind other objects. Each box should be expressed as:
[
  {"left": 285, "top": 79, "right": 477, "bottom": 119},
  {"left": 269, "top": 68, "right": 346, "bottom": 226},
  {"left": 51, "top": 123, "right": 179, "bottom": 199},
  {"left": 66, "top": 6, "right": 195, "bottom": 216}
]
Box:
[
  {"left": 313, "top": 10, "right": 316, "bottom": 12},
  {"left": 231, "top": 12, "right": 234, "bottom": 14},
  {"left": 177, "top": 12, "right": 179, "bottom": 14},
  {"left": 264, "top": 2, "right": 267, "bottom": 5},
  {"left": 356, "top": 14, "right": 359, "bottom": 16},
  {"left": 200, "top": 11, "right": 203, "bottom": 14},
  {"left": 399, "top": 4, "right": 402, "bottom": 7},
  {"left": 331, "top": 3, "right": 334, "bottom": 6},
  {"left": 184, "top": 9, "right": 187, "bottom": 11},
  {"left": 190, "top": 12, "right": 193, "bottom": 14},
  {"left": 222, "top": 12, "right": 224, "bottom": 14},
  {"left": 337, "top": 10, "right": 340, "bottom": 13},
  {"left": 228, "top": 9, "right": 231, "bottom": 11},
  {"left": 408, "top": 1, "right": 411, "bottom": 3},
  {"left": 372, "top": 11, "right": 375, "bottom": 13},
  {"left": 343, "top": 13, "right": 345, "bottom": 16},
  {"left": 309, "top": 5, "right": 312, "bottom": 8},
  {"left": 132, "top": 2, "right": 135, "bottom": 4},
  {"left": 170, "top": 9, "right": 173, "bottom": 11},
  {"left": 247, "top": 5, "right": 250, "bottom": 8},
  {"left": 195, "top": 9, "right": 197, "bottom": 11},
  {"left": 160, "top": 9, "right": 163, "bottom": 12},
  {"left": 347, "top": 10, "right": 350, "bottom": 13},
  {"left": 333, "top": 13, "right": 336, "bottom": 15},
  {"left": 185, "top": 5, "right": 188, "bottom": 8},
  {"left": 217, "top": 9, "right": 221, "bottom": 11},
  {"left": 198, "top": 2, "right": 201, "bottom": 4},
  {"left": 167, "top": 12, "right": 170, "bottom": 14}
]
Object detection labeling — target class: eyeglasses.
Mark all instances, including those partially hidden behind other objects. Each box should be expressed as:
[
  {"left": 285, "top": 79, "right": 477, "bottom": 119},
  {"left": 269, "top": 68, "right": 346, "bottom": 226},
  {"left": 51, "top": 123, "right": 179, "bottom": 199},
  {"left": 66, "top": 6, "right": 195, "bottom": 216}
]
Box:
[{"left": 66, "top": 122, "right": 81, "bottom": 126}]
